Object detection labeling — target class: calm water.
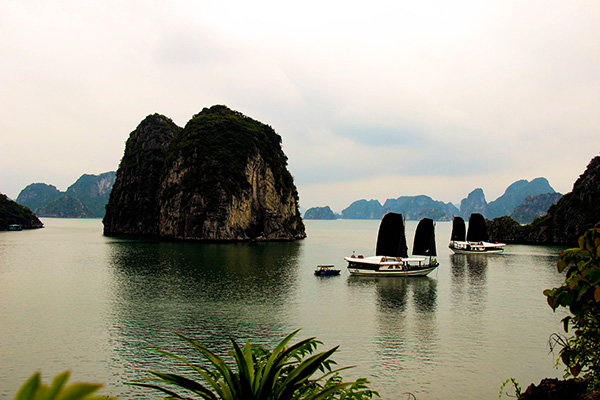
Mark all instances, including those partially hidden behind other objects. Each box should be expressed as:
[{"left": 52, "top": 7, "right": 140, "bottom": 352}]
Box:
[{"left": 0, "top": 218, "right": 568, "bottom": 399}]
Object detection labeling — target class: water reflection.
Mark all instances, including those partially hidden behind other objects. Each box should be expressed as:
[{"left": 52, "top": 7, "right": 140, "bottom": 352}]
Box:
[
  {"left": 450, "top": 254, "right": 488, "bottom": 314},
  {"left": 373, "top": 277, "right": 438, "bottom": 314},
  {"left": 346, "top": 276, "right": 438, "bottom": 394},
  {"left": 104, "top": 239, "right": 302, "bottom": 397}
]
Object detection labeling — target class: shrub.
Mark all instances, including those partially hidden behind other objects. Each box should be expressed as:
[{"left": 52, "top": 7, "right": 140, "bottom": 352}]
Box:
[
  {"left": 130, "top": 329, "right": 379, "bottom": 399},
  {"left": 544, "top": 222, "right": 600, "bottom": 383},
  {"left": 14, "top": 371, "right": 113, "bottom": 400}
]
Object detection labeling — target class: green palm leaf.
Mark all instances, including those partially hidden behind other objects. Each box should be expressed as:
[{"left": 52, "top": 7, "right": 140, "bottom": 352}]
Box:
[
  {"left": 275, "top": 346, "right": 339, "bottom": 399},
  {"left": 127, "top": 382, "right": 191, "bottom": 399}
]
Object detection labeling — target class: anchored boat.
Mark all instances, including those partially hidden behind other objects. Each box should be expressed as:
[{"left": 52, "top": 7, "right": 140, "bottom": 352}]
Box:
[
  {"left": 344, "top": 213, "right": 439, "bottom": 276},
  {"left": 314, "top": 265, "right": 341, "bottom": 276},
  {"left": 448, "top": 213, "right": 506, "bottom": 254}
]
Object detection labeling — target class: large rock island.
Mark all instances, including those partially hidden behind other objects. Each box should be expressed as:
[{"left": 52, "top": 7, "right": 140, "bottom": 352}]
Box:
[
  {"left": 488, "top": 155, "right": 600, "bottom": 245},
  {"left": 104, "top": 105, "right": 306, "bottom": 241}
]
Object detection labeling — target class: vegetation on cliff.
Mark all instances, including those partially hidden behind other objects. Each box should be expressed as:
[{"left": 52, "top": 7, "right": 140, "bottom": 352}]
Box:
[
  {"left": 0, "top": 193, "right": 43, "bottom": 230},
  {"left": 164, "top": 105, "right": 297, "bottom": 213},
  {"left": 165, "top": 105, "right": 298, "bottom": 203}
]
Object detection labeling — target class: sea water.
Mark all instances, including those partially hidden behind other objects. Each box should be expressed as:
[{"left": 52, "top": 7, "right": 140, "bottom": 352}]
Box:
[{"left": 0, "top": 218, "right": 568, "bottom": 399}]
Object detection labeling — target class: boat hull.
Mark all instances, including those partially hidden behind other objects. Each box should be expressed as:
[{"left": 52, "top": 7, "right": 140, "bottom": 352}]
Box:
[
  {"left": 347, "top": 265, "right": 437, "bottom": 276},
  {"left": 314, "top": 265, "right": 341, "bottom": 276},
  {"left": 344, "top": 256, "right": 438, "bottom": 277},
  {"left": 315, "top": 270, "right": 341, "bottom": 276}
]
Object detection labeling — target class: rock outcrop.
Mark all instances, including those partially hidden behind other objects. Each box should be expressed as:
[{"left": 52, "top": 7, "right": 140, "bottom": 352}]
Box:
[
  {"left": 460, "top": 188, "right": 489, "bottom": 218},
  {"left": 304, "top": 206, "right": 337, "bottom": 220},
  {"left": 0, "top": 193, "right": 44, "bottom": 230},
  {"left": 16, "top": 183, "right": 61, "bottom": 212},
  {"left": 342, "top": 199, "right": 384, "bottom": 219},
  {"left": 487, "top": 177, "right": 556, "bottom": 218},
  {"left": 488, "top": 156, "right": 600, "bottom": 245},
  {"left": 104, "top": 105, "right": 306, "bottom": 241},
  {"left": 519, "top": 377, "right": 600, "bottom": 400},
  {"left": 383, "top": 195, "right": 458, "bottom": 221}
]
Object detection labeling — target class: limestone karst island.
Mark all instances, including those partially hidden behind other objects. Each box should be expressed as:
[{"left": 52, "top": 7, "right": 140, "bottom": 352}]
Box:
[{"left": 103, "top": 105, "right": 306, "bottom": 242}]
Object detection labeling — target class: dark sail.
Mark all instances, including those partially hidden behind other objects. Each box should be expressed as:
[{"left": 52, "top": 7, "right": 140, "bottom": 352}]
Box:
[
  {"left": 375, "top": 212, "right": 408, "bottom": 257},
  {"left": 451, "top": 216, "right": 466, "bottom": 241},
  {"left": 466, "top": 213, "right": 489, "bottom": 242},
  {"left": 413, "top": 218, "right": 437, "bottom": 256}
]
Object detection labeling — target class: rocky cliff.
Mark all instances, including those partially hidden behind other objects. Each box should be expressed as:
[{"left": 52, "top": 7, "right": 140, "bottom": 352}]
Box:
[
  {"left": 488, "top": 156, "right": 600, "bottom": 245},
  {"left": 104, "top": 105, "right": 305, "bottom": 241},
  {"left": 104, "top": 114, "right": 180, "bottom": 235}
]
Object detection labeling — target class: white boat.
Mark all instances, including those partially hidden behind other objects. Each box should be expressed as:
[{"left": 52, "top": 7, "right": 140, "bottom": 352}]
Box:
[
  {"left": 448, "top": 214, "right": 506, "bottom": 254},
  {"left": 345, "top": 213, "right": 439, "bottom": 277}
]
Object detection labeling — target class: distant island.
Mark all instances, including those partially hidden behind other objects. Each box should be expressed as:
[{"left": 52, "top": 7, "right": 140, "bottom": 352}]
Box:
[
  {"left": 16, "top": 172, "right": 115, "bottom": 218},
  {"left": 103, "top": 105, "right": 306, "bottom": 242},
  {"left": 306, "top": 177, "right": 560, "bottom": 222},
  {"left": 304, "top": 206, "right": 337, "bottom": 220}
]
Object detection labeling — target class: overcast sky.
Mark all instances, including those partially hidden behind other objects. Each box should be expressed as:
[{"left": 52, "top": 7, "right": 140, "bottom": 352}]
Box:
[{"left": 1, "top": 0, "right": 599, "bottom": 212}]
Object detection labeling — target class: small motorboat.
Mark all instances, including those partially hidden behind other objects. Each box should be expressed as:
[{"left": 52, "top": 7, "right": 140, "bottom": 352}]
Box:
[{"left": 314, "top": 265, "right": 341, "bottom": 276}]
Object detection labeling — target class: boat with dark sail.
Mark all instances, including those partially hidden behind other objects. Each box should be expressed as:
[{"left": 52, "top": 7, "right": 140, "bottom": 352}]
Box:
[
  {"left": 448, "top": 213, "right": 506, "bottom": 254},
  {"left": 344, "top": 213, "right": 439, "bottom": 276}
]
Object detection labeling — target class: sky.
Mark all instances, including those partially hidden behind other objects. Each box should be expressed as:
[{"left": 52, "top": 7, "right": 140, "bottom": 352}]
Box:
[{"left": 1, "top": 0, "right": 599, "bottom": 212}]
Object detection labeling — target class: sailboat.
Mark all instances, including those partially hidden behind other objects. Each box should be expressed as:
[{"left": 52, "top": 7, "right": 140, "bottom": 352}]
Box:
[
  {"left": 448, "top": 213, "right": 506, "bottom": 254},
  {"left": 344, "top": 213, "right": 439, "bottom": 276}
]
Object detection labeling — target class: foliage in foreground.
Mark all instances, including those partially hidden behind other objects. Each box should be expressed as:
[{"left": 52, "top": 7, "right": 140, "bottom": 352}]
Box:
[
  {"left": 498, "top": 377, "right": 522, "bottom": 399},
  {"left": 14, "top": 371, "right": 113, "bottom": 400},
  {"left": 131, "top": 329, "right": 380, "bottom": 399},
  {"left": 544, "top": 222, "right": 600, "bottom": 384}
]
